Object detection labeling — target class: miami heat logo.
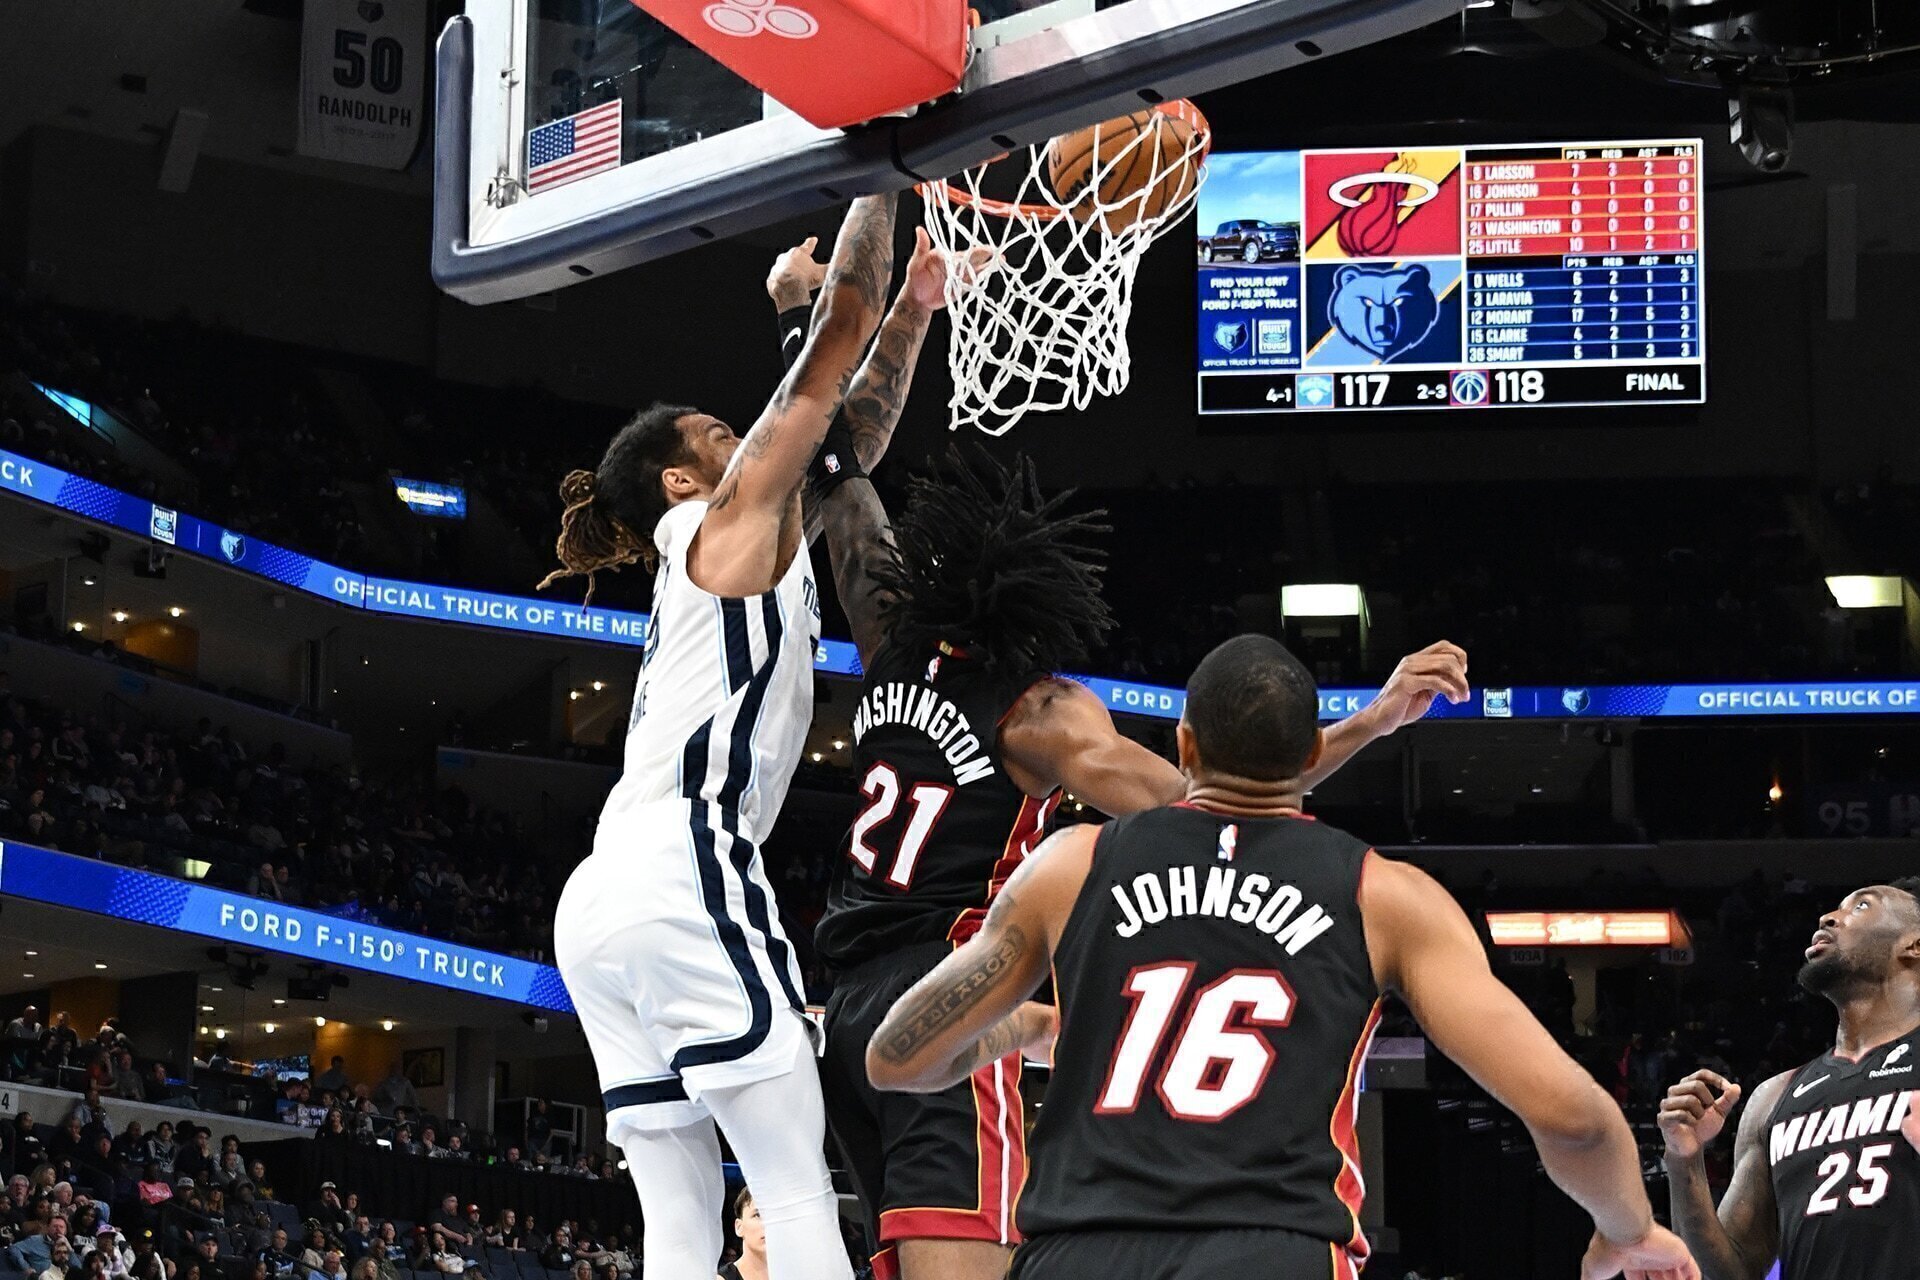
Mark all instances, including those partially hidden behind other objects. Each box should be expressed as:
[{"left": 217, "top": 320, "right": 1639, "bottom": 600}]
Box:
[
  {"left": 1303, "top": 149, "right": 1464, "bottom": 262},
  {"left": 1331, "top": 154, "right": 1441, "bottom": 258}
]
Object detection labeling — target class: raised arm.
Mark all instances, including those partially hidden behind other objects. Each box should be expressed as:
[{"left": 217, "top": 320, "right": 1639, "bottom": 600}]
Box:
[
  {"left": 1000, "top": 641, "right": 1469, "bottom": 818},
  {"left": 1000, "top": 678, "right": 1185, "bottom": 813},
  {"left": 1304, "top": 641, "right": 1469, "bottom": 792},
  {"left": 866, "top": 824, "right": 1096, "bottom": 1093},
  {"left": 707, "top": 194, "right": 896, "bottom": 522},
  {"left": 1363, "top": 855, "right": 1699, "bottom": 1279},
  {"left": 1659, "top": 1069, "right": 1786, "bottom": 1280}
]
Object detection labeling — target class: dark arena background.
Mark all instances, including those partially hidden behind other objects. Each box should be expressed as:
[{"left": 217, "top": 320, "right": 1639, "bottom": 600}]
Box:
[{"left": 2, "top": 2, "right": 1919, "bottom": 1277}]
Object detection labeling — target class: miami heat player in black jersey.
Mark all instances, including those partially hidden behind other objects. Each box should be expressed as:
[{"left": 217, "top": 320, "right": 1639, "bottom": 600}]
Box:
[
  {"left": 1767, "top": 1028, "right": 1919, "bottom": 1277},
  {"left": 814, "top": 642, "right": 1055, "bottom": 1265},
  {"left": 1022, "top": 805, "right": 1380, "bottom": 1275},
  {"left": 869, "top": 635, "right": 1696, "bottom": 1280},
  {"left": 816, "top": 642, "right": 1055, "bottom": 970},
  {"left": 1662, "top": 880, "right": 1920, "bottom": 1280}
]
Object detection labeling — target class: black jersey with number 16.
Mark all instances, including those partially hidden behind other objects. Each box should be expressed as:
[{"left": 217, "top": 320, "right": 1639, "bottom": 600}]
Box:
[
  {"left": 814, "top": 642, "right": 1055, "bottom": 972},
  {"left": 1019, "top": 805, "right": 1383, "bottom": 1273},
  {"left": 1766, "top": 1026, "right": 1920, "bottom": 1280}
]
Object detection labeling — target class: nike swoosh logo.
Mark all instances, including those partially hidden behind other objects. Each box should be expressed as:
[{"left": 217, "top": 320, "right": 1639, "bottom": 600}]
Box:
[
  {"left": 785, "top": 327, "right": 803, "bottom": 346},
  {"left": 1793, "top": 1074, "right": 1831, "bottom": 1098}
]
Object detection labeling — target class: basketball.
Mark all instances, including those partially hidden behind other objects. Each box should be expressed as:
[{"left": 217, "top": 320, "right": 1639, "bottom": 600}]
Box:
[{"left": 1046, "top": 105, "right": 1202, "bottom": 230}]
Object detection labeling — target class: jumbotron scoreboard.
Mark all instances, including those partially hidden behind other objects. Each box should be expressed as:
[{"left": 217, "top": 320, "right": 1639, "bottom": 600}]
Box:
[{"left": 1195, "top": 139, "right": 1705, "bottom": 415}]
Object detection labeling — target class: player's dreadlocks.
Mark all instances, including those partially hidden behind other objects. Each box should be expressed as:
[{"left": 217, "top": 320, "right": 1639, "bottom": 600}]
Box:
[
  {"left": 537, "top": 402, "right": 696, "bottom": 604},
  {"left": 871, "top": 444, "right": 1113, "bottom": 675}
]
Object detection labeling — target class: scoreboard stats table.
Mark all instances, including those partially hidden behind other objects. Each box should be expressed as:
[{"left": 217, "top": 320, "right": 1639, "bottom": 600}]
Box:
[{"left": 1196, "top": 139, "right": 1705, "bottom": 416}]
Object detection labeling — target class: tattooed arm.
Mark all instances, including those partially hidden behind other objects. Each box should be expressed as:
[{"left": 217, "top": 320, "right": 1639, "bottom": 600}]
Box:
[
  {"left": 706, "top": 194, "right": 896, "bottom": 522},
  {"left": 804, "top": 233, "right": 946, "bottom": 663},
  {"left": 867, "top": 824, "right": 1097, "bottom": 1094}
]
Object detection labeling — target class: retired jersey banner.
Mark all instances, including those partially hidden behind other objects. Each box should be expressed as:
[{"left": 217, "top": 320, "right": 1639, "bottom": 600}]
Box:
[{"left": 298, "top": 0, "right": 426, "bottom": 169}]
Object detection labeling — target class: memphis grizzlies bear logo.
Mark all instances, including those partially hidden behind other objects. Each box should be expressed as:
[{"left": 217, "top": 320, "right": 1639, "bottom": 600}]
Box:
[
  {"left": 1327, "top": 263, "right": 1439, "bottom": 362},
  {"left": 1212, "top": 320, "right": 1249, "bottom": 353}
]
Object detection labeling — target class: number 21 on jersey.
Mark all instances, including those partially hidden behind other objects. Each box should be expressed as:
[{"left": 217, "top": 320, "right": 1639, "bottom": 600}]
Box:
[
  {"left": 1096, "top": 962, "right": 1296, "bottom": 1121},
  {"left": 848, "top": 762, "right": 953, "bottom": 890}
]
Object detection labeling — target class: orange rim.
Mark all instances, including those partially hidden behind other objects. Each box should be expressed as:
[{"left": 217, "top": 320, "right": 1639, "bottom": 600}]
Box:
[{"left": 917, "top": 99, "right": 1211, "bottom": 221}]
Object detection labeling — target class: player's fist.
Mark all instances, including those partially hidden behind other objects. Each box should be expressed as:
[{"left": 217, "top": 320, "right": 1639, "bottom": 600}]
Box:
[
  {"left": 1658, "top": 1070, "right": 1741, "bottom": 1161},
  {"left": 1362, "top": 641, "right": 1470, "bottom": 734},
  {"left": 1904, "top": 1091, "right": 1918, "bottom": 1155},
  {"left": 1581, "top": 1224, "right": 1700, "bottom": 1280},
  {"left": 766, "top": 235, "right": 826, "bottom": 310}
]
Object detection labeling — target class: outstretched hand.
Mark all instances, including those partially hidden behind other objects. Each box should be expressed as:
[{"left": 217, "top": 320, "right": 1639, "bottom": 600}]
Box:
[
  {"left": 766, "top": 235, "right": 827, "bottom": 310},
  {"left": 1362, "top": 641, "right": 1470, "bottom": 734},
  {"left": 1581, "top": 1225, "right": 1701, "bottom": 1280}
]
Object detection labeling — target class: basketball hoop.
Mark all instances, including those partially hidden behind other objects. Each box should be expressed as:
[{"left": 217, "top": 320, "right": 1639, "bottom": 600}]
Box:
[{"left": 918, "top": 99, "right": 1211, "bottom": 436}]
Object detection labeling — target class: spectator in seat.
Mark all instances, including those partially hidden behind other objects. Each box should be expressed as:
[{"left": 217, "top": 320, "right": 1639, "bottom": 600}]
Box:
[
  {"left": 108, "top": 1053, "right": 141, "bottom": 1103},
  {"left": 340, "top": 1218, "right": 372, "bottom": 1264},
  {"left": 93, "top": 1227, "right": 131, "bottom": 1280},
  {"left": 134, "top": 1166, "right": 172, "bottom": 1219},
  {"left": 312, "top": 1251, "right": 345, "bottom": 1280},
  {"left": 304, "top": 1187, "right": 347, "bottom": 1237},
  {"left": 537, "top": 1228, "right": 573, "bottom": 1272},
  {"left": 312, "top": 1114, "right": 348, "bottom": 1148},
  {"left": 51, "top": 1118, "right": 88, "bottom": 1164},
  {"left": 9, "top": 1214, "right": 69, "bottom": 1272},
  {"left": 244, "top": 1162, "right": 271, "bottom": 1202},
  {"left": 5, "top": 1005, "right": 42, "bottom": 1077},
  {"left": 721, "top": 1189, "right": 764, "bottom": 1280},
  {"left": 567, "top": 1261, "right": 591, "bottom": 1280},
  {"left": 387, "top": 1127, "right": 417, "bottom": 1159},
  {"left": 37, "top": 1235, "right": 76, "bottom": 1280},
  {"left": 236, "top": 1213, "right": 272, "bottom": 1258},
  {"left": 13, "top": 1112, "right": 46, "bottom": 1169},
  {"left": 174, "top": 1133, "right": 212, "bottom": 1187},
  {"left": 109, "top": 1125, "right": 143, "bottom": 1165},
  {"left": 348, "top": 1259, "right": 381, "bottom": 1280},
  {"left": 211, "top": 1153, "right": 246, "bottom": 1190},
  {"left": 186, "top": 1235, "right": 221, "bottom": 1277},
  {"left": 72, "top": 1138, "right": 114, "bottom": 1202},
  {"left": 416, "top": 1128, "right": 440, "bottom": 1160},
  {"left": 370, "top": 1066, "right": 414, "bottom": 1117},
  {"left": 125, "top": 1232, "right": 163, "bottom": 1280},
  {"left": 141, "top": 1126, "right": 174, "bottom": 1174},
  {"left": 496, "top": 1148, "right": 528, "bottom": 1174},
  {"left": 481, "top": 1212, "right": 518, "bottom": 1252},
  {"left": 140, "top": 1065, "right": 174, "bottom": 1108},
  {"left": 308, "top": 1059, "right": 348, "bottom": 1098},
  {"left": 235, "top": 1261, "right": 270, "bottom": 1280},
  {"left": 257, "top": 1228, "right": 297, "bottom": 1279},
  {"left": 426, "top": 1198, "right": 466, "bottom": 1250},
  {"left": 295, "top": 1226, "right": 329, "bottom": 1275}
]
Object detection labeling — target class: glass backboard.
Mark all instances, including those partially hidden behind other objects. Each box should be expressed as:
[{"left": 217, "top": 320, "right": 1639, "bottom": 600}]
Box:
[{"left": 433, "top": 0, "right": 1461, "bottom": 303}]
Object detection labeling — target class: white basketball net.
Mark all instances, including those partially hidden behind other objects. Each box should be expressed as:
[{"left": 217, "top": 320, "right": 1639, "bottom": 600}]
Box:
[{"left": 920, "top": 101, "right": 1210, "bottom": 436}]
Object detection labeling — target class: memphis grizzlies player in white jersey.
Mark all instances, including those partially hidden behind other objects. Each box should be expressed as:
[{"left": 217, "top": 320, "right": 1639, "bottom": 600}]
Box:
[{"left": 539, "top": 194, "right": 950, "bottom": 1280}]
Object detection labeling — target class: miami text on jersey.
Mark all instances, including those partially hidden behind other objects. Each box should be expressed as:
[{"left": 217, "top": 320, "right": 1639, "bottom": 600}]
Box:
[{"left": 1770, "top": 1090, "right": 1913, "bottom": 1166}]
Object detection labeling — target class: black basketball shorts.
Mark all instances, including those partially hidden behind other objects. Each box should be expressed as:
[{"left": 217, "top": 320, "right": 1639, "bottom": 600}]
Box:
[
  {"left": 1013, "top": 1227, "right": 1363, "bottom": 1280},
  {"left": 821, "top": 940, "right": 1028, "bottom": 1271}
]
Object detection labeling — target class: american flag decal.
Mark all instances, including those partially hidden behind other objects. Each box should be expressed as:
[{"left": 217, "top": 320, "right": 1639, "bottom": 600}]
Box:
[
  {"left": 527, "top": 99, "right": 623, "bottom": 194},
  {"left": 1217, "top": 823, "right": 1238, "bottom": 862}
]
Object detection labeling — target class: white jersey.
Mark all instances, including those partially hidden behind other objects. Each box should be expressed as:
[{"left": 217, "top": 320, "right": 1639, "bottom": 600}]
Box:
[{"left": 602, "top": 500, "right": 820, "bottom": 843}]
